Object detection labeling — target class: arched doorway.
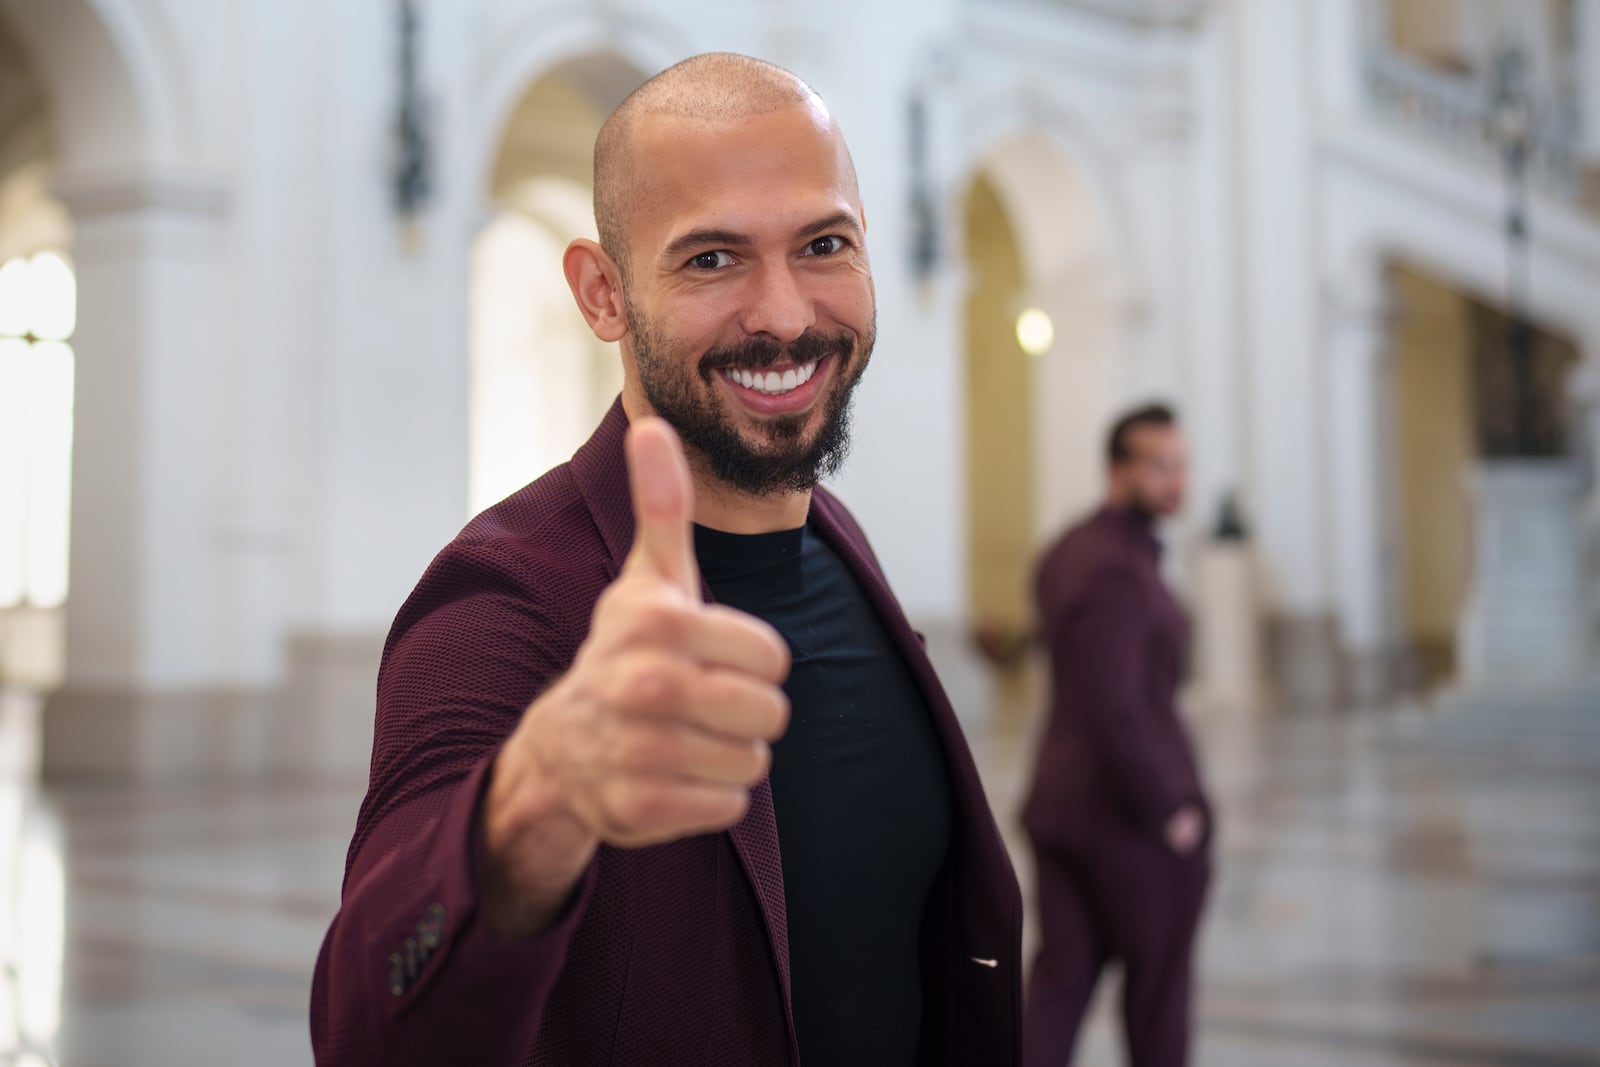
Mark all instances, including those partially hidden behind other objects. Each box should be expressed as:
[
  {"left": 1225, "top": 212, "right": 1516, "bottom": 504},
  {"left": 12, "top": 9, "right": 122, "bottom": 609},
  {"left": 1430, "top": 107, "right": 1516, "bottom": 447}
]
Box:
[
  {"left": 469, "top": 54, "right": 645, "bottom": 513},
  {"left": 961, "top": 133, "right": 1124, "bottom": 705},
  {"left": 962, "top": 173, "right": 1034, "bottom": 688}
]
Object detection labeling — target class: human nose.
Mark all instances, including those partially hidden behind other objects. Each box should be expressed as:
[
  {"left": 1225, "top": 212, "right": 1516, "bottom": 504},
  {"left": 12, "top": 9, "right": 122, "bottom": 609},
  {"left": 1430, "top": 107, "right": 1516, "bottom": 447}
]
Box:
[{"left": 737, "top": 262, "right": 815, "bottom": 343}]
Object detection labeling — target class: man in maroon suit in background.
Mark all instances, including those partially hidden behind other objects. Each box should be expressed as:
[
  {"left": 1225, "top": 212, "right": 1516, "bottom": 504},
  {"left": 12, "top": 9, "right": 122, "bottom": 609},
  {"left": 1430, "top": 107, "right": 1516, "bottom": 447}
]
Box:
[
  {"left": 309, "top": 53, "right": 1021, "bottom": 1066},
  {"left": 1020, "top": 405, "right": 1212, "bottom": 1067}
]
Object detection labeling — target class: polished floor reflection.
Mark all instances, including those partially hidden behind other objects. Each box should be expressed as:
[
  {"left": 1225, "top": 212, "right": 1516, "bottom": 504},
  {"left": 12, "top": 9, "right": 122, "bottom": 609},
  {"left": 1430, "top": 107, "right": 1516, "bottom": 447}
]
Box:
[{"left": 1, "top": 678, "right": 1597, "bottom": 1066}]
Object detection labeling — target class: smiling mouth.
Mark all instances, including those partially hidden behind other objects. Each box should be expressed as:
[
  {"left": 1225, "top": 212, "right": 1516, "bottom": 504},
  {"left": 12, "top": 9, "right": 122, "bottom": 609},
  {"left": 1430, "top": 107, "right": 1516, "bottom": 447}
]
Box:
[{"left": 719, "top": 360, "right": 821, "bottom": 397}]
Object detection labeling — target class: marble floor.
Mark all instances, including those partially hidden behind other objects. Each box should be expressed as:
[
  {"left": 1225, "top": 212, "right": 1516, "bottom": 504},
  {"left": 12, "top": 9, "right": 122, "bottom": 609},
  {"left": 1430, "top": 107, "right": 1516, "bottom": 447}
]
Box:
[{"left": 1, "top": 678, "right": 1597, "bottom": 1067}]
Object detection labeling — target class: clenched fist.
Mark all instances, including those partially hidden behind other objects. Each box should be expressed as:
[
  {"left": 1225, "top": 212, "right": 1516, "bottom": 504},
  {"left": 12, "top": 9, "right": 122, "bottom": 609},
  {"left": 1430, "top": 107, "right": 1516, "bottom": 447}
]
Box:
[{"left": 479, "top": 417, "right": 791, "bottom": 938}]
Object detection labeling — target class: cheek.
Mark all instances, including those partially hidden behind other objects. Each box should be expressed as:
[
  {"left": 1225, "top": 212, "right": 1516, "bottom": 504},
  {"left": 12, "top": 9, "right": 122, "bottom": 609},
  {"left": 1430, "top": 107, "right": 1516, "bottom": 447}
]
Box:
[
  {"left": 686, "top": 300, "right": 752, "bottom": 353},
  {"left": 815, "top": 272, "right": 875, "bottom": 327}
]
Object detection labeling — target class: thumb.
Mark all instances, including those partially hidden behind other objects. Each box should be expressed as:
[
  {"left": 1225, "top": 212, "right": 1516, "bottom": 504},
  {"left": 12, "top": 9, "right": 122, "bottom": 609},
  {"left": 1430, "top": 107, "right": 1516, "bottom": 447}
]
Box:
[{"left": 624, "top": 416, "right": 700, "bottom": 597}]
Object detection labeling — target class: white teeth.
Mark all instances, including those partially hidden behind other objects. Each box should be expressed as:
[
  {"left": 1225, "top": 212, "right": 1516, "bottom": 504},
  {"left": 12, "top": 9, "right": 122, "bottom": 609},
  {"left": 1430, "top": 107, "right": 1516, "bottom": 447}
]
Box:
[{"left": 726, "top": 360, "right": 821, "bottom": 396}]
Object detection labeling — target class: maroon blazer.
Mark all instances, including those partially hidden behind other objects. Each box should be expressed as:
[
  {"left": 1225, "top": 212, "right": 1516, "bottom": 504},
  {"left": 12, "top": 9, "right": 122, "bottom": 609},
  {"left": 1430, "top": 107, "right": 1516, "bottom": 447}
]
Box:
[
  {"left": 1020, "top": 508, "right": 1209, "bottom": 848},
  {"left": 310, "top": 400, "right": 1022, "bottom": 1066}
]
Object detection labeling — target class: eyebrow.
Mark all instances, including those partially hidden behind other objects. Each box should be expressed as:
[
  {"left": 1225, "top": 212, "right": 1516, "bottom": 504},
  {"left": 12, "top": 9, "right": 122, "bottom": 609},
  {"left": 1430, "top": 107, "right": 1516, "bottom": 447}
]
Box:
[
  {"left": 659, "top": 211, "right": 864, "bottom": 264},
  {"left": 660, "top": 229, "right": 753, "bottom": 264},
  {"left": 795, "top": 211, "right": 863, "bottom": 241}
]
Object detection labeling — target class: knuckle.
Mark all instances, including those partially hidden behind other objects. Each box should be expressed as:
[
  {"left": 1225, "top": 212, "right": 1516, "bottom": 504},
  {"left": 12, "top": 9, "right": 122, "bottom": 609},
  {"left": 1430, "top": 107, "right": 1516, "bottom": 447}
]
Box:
[
  {"left": 754, "top": 643, "right": 789, "bottom": 685},
  {"left": 746, "top": 741, "right": 771, "bottom": 782},
  {"left": 768, "top": 633, "right": 792, "bottom": 678},
  {"left": 760, "top": 687, "right": 791, "bottom": 739},
  {"left": 617, "top": 657, "right": 679, "bottom": 711}
]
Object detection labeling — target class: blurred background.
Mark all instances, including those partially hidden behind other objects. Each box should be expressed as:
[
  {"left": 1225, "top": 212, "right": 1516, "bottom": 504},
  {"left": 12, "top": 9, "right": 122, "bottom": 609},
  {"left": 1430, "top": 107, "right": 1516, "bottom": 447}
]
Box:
[{"left": 0, "top": 0, "right": 1597, "bottom": 1064}]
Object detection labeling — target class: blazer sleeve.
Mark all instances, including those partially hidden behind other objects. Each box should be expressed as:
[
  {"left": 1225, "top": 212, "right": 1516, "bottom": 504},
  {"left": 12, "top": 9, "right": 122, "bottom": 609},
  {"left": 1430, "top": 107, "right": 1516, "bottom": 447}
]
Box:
[
  {"left": 1045, "top": 564, "right": 1195, "bottom": 836},
  {"left": 309, "top": 545, "right": 594, "bottom": 1066}
]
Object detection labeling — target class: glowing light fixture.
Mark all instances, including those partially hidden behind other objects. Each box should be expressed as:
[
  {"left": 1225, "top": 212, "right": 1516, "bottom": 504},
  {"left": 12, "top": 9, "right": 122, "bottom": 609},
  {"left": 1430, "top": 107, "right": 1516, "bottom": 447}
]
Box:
[{"left": 1015, "top": 307, "right": 1054, "bottom": 356}]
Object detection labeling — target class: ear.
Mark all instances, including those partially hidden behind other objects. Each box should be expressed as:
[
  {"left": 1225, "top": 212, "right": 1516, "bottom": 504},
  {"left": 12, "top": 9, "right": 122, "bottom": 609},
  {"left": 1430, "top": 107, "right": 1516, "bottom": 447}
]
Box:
[{"left": 564, "top": 238, "right": 629, "bottom": 343}]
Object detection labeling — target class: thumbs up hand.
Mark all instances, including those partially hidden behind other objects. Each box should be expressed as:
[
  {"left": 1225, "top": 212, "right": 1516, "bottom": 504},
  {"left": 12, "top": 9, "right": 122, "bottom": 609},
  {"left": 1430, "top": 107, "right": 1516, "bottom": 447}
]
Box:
[{"left": 480, "top": 418, "right": 791, "bottom": 939}]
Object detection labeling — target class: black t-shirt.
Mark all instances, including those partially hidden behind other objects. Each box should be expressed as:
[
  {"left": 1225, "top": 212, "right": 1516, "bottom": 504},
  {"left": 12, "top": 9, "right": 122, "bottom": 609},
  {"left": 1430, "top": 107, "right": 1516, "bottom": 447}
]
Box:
[{"left": 695, "top": 521, "right": 952, "bottom": 1067}]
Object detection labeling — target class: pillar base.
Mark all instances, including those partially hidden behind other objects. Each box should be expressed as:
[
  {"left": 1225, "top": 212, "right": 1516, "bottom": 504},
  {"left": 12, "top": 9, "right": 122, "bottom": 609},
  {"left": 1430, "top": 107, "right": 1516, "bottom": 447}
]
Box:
[
  {"left": 1266, "top": 612, "right": 1342, "bottom": 711},
  {"left": 42, "top": 628, "right": 386, "bottom": 784},
  {"left": 43, "top": 684, "right": 280, "bottom": 784}
]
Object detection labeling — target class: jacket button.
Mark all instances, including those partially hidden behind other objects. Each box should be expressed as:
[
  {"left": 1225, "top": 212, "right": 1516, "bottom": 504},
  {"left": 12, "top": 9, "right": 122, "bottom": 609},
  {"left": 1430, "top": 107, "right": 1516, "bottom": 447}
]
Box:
[
  {"left": 387, "top": 952, "right": 407, "bottom": 996},
  {"left": 419, "top": 903, "right": 445, "bottom": 949}
]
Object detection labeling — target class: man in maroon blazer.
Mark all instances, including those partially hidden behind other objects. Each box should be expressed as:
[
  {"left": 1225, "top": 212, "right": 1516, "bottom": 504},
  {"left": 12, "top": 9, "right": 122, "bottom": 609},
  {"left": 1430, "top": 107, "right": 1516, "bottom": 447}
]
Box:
[
  {"left": 309, "top": 53, "right": 1021, "bottom": 1066},
  {"left": 1019, "top": 405, "right": 1212, "bottom": 1067}
]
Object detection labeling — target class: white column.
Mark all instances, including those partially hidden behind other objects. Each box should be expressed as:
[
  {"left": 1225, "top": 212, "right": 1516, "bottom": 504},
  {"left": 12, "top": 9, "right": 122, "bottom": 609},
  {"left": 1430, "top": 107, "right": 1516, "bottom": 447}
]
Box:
[
  {"left": 1580, "top": 0, "right": 1600, "bottom": 165},
  {"left": 1120, "top": 88, "right": 1207, "bottom": 601},
  {"left": 1310, "top": 0, "right": 1369, "bottom": 118},
  {"left": 1234, "top": 0, "right": 1338, "bottom": 704},
  {"left": 1184, "top": 12, "right": 1246, "bottom": 552},
  {"left": 1324, "top": 274, "right": 1395, "bottom": 704},
  {"left": 42, "top": 173, "right": 276, "bottom": 780}
]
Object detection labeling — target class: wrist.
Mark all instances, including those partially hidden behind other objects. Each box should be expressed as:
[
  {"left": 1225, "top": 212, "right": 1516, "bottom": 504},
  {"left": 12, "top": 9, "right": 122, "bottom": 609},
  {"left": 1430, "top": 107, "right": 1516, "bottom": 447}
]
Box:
[{"left": 478, "top": 738, "right": 596, "bottom": 941}]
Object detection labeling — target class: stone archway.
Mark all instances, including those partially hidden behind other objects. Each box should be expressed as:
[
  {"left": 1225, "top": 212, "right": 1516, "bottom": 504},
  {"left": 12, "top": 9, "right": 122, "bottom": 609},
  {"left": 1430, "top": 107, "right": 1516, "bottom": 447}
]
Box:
[{"left": 469, "top": 52, "right": 648, "bottom": 512}]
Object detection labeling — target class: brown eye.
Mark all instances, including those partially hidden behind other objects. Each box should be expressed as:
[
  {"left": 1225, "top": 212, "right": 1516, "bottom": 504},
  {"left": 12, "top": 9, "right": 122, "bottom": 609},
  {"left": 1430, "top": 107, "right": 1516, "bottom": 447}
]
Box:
[
  {"left": 689, "top": 251, "right": 732, "bottom": 270},
  {"left": 806, "top": 236, "right": 845, "bottom": 256}
]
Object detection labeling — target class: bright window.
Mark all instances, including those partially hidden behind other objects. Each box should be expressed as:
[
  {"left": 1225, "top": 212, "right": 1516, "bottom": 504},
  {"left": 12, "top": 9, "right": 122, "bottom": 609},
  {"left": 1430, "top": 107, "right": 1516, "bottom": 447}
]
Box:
[{"left": 0, "top": 251, "right": 75, "bottom": 609}]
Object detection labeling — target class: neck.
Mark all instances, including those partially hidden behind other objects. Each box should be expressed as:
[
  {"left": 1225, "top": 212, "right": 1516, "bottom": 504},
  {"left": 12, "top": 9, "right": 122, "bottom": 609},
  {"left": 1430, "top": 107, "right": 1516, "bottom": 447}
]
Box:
[
  {"left": 693, "top": 476, "right": 811, "bottom": 534},
  {"left": 1105, "top": 494, "right": 1151, "bottom": 522}
]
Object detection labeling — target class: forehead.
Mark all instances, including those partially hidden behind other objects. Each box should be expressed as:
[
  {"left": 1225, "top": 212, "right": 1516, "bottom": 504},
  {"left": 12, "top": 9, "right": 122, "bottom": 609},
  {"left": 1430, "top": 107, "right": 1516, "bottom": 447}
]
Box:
[
  {"left": 1126, "top": 423, "right": 1185, "bottom": 457},
  {"left": 626, "top": 105, "right": 861, "bottom": 251}
]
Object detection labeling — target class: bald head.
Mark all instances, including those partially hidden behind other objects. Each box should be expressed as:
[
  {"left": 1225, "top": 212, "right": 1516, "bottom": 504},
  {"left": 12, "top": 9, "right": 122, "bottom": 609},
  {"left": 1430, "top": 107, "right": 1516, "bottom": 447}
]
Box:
[{"left": 594, "top": 53, "right": 857, "bottom": 279}]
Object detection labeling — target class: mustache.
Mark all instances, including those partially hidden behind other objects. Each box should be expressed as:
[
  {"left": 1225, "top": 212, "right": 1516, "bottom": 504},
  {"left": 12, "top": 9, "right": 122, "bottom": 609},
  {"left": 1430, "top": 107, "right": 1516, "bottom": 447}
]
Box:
[{"left": 698, "top": 330, "right": 855, "bottom": 379}]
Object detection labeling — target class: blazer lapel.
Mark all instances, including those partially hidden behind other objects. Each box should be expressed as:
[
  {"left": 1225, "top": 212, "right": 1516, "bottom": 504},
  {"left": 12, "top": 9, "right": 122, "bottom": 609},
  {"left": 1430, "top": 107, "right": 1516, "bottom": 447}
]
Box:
[{"left": 722, "top": 777, "right": 797, "bottom": 1052}]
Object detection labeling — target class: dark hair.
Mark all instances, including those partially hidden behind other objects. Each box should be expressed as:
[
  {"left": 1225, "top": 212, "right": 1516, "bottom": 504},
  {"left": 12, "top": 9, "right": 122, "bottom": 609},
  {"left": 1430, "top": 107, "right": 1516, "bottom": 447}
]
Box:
[{"left": 1107, "top": 404, "right": 1177, "bottom": 464}]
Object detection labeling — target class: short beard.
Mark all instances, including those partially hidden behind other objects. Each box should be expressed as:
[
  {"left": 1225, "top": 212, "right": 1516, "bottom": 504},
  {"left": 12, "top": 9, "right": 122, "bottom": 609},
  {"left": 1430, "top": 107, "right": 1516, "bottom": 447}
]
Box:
[{"left": 626, "top": 303, "right": 872, "bottom": 497}]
